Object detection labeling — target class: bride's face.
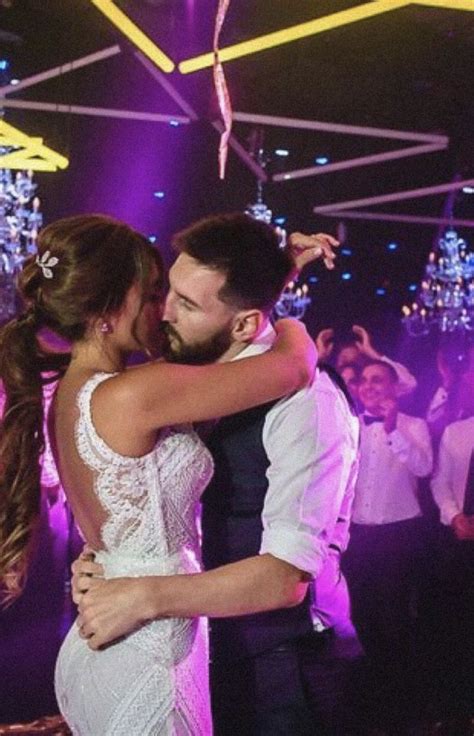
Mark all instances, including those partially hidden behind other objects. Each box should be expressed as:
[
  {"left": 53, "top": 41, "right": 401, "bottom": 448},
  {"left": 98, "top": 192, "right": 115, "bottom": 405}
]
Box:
[{"left": 115, "top": 264, "right": 165, "bottom": 355}]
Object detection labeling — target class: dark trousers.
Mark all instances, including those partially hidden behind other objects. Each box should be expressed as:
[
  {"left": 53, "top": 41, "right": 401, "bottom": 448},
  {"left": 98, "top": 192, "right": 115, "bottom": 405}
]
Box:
[
  {"left": 418, "top": 526, "right": 474, "bottom": 720},
  {"left": 342, "top": 517, "right": 427, "bottom": 728},
  {"left": 210, "top": 630, "right": 364, "bottom": 736}
]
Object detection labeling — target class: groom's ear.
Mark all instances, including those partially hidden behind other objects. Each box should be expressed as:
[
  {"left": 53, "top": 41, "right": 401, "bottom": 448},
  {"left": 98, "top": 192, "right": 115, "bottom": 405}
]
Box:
[{"left": 231, "top": 309, "right": 264, "bottom": 343}]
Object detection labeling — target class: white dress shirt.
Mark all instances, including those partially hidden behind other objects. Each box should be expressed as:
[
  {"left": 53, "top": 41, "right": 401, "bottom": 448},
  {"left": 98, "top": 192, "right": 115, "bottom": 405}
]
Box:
[
  {"left": 233, "top": 324, "right": 360, "bottom": 579},
  {"left": 431, "top": 416, "right": 474, "bottom": 525},
  {"left": 426, "top": 385, "right": 449, "bottom": 425},
  {"left": 352, "top": 412, "right": 433, "bottom": 525}
]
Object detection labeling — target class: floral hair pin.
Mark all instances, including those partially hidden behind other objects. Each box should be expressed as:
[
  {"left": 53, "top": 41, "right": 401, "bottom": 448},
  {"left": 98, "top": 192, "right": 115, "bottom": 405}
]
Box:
[{"left": 36, "top": 250, "right": 59, "bottom": 279}]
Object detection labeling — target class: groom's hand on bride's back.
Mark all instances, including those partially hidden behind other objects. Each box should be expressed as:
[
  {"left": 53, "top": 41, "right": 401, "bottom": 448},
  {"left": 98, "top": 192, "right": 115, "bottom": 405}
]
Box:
[
  {"left": 71, "top": 549, "right": 104, "bottom": 605},
  {"left": 77, "top": 577, "right": 149, "bottom": 650},
  {"left": 71, "top": 548, "right": 151, "bottom": 650}
]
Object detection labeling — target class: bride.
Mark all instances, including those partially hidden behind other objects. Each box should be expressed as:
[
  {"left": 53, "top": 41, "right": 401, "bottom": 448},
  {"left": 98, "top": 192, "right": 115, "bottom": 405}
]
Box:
[{"left": 0, "top": 214, "right": 316, "bottom": 735}]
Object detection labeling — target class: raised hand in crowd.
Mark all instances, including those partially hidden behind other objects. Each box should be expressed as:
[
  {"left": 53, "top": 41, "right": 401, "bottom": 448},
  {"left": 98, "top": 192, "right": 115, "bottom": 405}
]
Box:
[
  {"left": 315, "top": 328, "right": 335, "bottom": 362},
  {"left": 288, "top": 231, "right": 339, "bottom": 272},
  {"left": 352, "top": 324, "right": 385, "bottom": 361}
]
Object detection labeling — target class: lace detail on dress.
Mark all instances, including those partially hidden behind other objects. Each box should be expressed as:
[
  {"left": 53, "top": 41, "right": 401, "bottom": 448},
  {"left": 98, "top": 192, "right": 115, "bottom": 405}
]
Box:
[
  {"left": 74, "top": 372, "right": 212, "bottom": 557},
  {"left": 56, "top": 371, "right": 214, "bottom": 734}
]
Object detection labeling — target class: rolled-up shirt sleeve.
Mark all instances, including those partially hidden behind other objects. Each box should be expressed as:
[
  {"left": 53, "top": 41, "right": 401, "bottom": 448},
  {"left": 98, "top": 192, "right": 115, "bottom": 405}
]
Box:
[{"left": 260, "top": 376, "right": 359, "bottom": 579}]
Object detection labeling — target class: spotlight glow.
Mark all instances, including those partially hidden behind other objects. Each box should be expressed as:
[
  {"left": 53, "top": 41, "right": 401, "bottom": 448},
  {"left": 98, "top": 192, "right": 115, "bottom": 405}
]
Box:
[
  {"left": 275, "top": 149, "right": 289, "bottom": 157},
  {"left": 387, "top": 242, "right": 399, "bottom": 251},
  {"left": 315, "top": 156, "right": 329, "bottom": 165},
  {"left": 341, "top": 272, "right": 352, "bottom": 281},
  {"left": 153, "top": 191, "right": 165, "bottom": 199}
]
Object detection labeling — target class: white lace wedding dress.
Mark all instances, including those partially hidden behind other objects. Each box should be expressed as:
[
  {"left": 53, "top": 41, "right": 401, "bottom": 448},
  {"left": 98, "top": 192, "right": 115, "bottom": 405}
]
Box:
[{"left": 55, "top": 373, "right": 214, "bottom": 735}]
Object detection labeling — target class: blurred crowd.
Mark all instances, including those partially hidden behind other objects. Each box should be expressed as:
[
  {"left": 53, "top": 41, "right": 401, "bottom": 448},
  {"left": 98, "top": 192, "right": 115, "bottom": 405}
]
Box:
[{"left": 314, "top": 324, "right": 474, "bottom": 735}]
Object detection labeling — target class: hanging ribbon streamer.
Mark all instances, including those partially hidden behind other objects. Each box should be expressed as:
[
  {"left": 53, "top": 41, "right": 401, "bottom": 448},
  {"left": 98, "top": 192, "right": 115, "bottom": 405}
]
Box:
[{"left": 213, "top": 0, "right": 232, "bottom": 179}]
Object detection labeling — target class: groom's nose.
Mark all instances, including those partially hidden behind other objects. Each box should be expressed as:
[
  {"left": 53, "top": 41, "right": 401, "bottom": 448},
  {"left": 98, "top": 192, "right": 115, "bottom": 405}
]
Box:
[{"left": 163, "top": 291, "right": 176, "bottom": 322}]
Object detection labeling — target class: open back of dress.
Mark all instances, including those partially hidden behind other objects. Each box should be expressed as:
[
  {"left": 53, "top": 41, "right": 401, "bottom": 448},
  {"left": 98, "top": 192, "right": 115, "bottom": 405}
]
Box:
[{"left": 55, "top": 372, "right": 214, "bottom": 736}]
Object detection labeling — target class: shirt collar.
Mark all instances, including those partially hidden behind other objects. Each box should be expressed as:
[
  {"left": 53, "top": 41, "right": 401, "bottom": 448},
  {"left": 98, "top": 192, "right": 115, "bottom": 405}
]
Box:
[{"left": 231, "top": 322, "right": 275, "bottom": 361}]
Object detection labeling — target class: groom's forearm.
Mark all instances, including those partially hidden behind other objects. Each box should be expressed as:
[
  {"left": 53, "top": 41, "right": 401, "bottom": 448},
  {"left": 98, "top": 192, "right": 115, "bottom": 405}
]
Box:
[{"left": 141, "top": 554, "right": 308, "bottom": 621}]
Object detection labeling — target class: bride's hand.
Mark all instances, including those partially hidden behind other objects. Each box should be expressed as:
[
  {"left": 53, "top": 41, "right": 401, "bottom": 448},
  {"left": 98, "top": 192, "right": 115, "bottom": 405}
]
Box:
[
  {"left": 273, "top": 318, "right": 318, "bottom": 386},
  {"left": 77, "top": 577, "right": 149, "bottom": 650}
]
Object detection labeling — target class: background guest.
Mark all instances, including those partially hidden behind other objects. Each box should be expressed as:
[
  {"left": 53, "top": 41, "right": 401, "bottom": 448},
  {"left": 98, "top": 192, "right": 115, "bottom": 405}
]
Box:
[{"left": 342, "top": 359, "right": 433, "bottom": 733}]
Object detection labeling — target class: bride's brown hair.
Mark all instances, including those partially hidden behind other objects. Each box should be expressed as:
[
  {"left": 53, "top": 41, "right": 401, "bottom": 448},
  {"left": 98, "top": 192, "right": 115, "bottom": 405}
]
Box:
[{"left": 0, "top": 214, "right": 161, "bottom": 605}]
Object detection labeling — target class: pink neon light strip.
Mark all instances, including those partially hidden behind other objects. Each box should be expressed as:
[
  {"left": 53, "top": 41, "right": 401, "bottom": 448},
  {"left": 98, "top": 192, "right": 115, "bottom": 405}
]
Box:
[
  {"left": 135, "top": 52, "right": 199, "bottom": 121},
  {"left": 233, "top": 111, "right": 447, "bottom": 144},
  {"left": 314, "top": 178, "right": 474, "bottom": 213},
  {"left": 0, "top": 99, "right": 190, "bottom": 124},
  {"left": 0, "top": 46, "right": 121, "bottom": 96},
  {"left": 315, "top": 210, "right": 474, "bottom": 229},
  {"left": 273, "top": 142, "right": 446, "bottom": 182}
]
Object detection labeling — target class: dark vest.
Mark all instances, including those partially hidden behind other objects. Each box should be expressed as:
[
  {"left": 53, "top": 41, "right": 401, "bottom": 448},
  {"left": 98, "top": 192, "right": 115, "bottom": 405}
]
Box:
[{"left": 201, "top": 401, "right": 313, "bottom": 663}]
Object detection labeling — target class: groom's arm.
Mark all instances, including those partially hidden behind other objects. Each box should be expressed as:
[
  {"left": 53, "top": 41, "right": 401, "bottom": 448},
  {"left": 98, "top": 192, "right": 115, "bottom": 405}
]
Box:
[{"left": 73, "top": 553, "right": 309, "bottom": 650}]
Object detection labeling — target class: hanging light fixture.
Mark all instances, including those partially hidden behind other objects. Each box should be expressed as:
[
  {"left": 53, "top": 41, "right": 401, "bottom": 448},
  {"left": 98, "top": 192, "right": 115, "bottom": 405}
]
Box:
[
  {"left": 0, "top": 163, "right": 42, "bottom": 322},
  {"left": 245, "top": 148, "right": 312, "bottom": 320},
  {"left": 402, "top": 229, "right": 474, "bottom": 336}
]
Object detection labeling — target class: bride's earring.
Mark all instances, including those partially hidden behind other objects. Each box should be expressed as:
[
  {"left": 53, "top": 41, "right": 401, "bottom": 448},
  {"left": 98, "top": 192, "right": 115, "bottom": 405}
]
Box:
[{"left": 100, "top": 320, "right": 112, "bottom": 334}]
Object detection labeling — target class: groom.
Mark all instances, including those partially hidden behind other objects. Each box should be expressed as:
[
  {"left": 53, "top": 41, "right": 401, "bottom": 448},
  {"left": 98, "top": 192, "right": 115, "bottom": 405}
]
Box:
[{"left": 74, "top": 214, "right": 360, "bottom": 734}]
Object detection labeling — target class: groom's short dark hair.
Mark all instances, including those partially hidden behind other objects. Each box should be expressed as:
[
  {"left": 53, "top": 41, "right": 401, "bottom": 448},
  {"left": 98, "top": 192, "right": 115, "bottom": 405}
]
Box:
[{"left": 172, "top": 213, "right": 293, "bottom": 314}]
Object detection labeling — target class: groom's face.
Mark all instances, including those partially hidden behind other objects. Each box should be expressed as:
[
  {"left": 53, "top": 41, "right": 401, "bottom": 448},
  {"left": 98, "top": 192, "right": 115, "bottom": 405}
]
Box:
[{"left": 162, "top": 253, "right": 238, "bottom": 364}]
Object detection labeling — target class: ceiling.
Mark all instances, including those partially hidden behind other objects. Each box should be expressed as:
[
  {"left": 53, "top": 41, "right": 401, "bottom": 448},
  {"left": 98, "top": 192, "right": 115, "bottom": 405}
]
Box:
[{"left": 1, "top": 0, "right": 474, "bottom": 340}]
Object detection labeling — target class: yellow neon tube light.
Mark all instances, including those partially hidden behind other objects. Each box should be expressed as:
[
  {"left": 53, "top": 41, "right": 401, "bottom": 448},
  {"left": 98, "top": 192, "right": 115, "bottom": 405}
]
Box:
[
  {"left": 413, "top": 0, "right": 473, "bottom": 9},
  {"left": 90, "top": 0, "right": 175, "bottom": 73},
  {"left": 179, "top": 0, "right": 473, "bottom": 74},
  {"left": 0, "top": 155, "right": 58, "bottom": 171},
  {"left": 178, "top": 0, "right": 411, "bottom": 74},
  {"left": 0, "top": 120, "right": 69, "bottom": 171}
]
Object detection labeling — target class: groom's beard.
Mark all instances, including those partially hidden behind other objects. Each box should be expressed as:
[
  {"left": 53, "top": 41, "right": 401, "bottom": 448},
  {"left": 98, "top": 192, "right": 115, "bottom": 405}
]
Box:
[{"left": 161, "top": 322, "right": 233, "bottom": 365}]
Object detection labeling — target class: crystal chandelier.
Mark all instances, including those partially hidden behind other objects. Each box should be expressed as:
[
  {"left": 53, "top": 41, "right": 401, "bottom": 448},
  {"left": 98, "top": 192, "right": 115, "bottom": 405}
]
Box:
[
  {"left": 245, "top": 149, "right": 311, "bottom": 320},
  {"left": 402, "top": 229, "right": 474, "bottom": 336},
  {"left": 273, "top": 280, "right": 311, "bottom": 320},
  {"left": 0, "top": 162, "right": 42, "bottom": 322}
]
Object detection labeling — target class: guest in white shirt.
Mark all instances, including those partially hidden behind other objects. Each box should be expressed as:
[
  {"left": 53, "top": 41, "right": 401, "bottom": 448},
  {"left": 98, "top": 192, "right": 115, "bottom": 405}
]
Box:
[
  {"left": 431, "top": 416, "right": 474, "bottom": 536},
  {"left": 426, "top": 342, "right": 472, "bottom": 446},
  {"left": 343, "top": 359, "right": 433, "bottom": 732},
  {"left": 429, "top": 352, "right": 474, "bottom": 724}
]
